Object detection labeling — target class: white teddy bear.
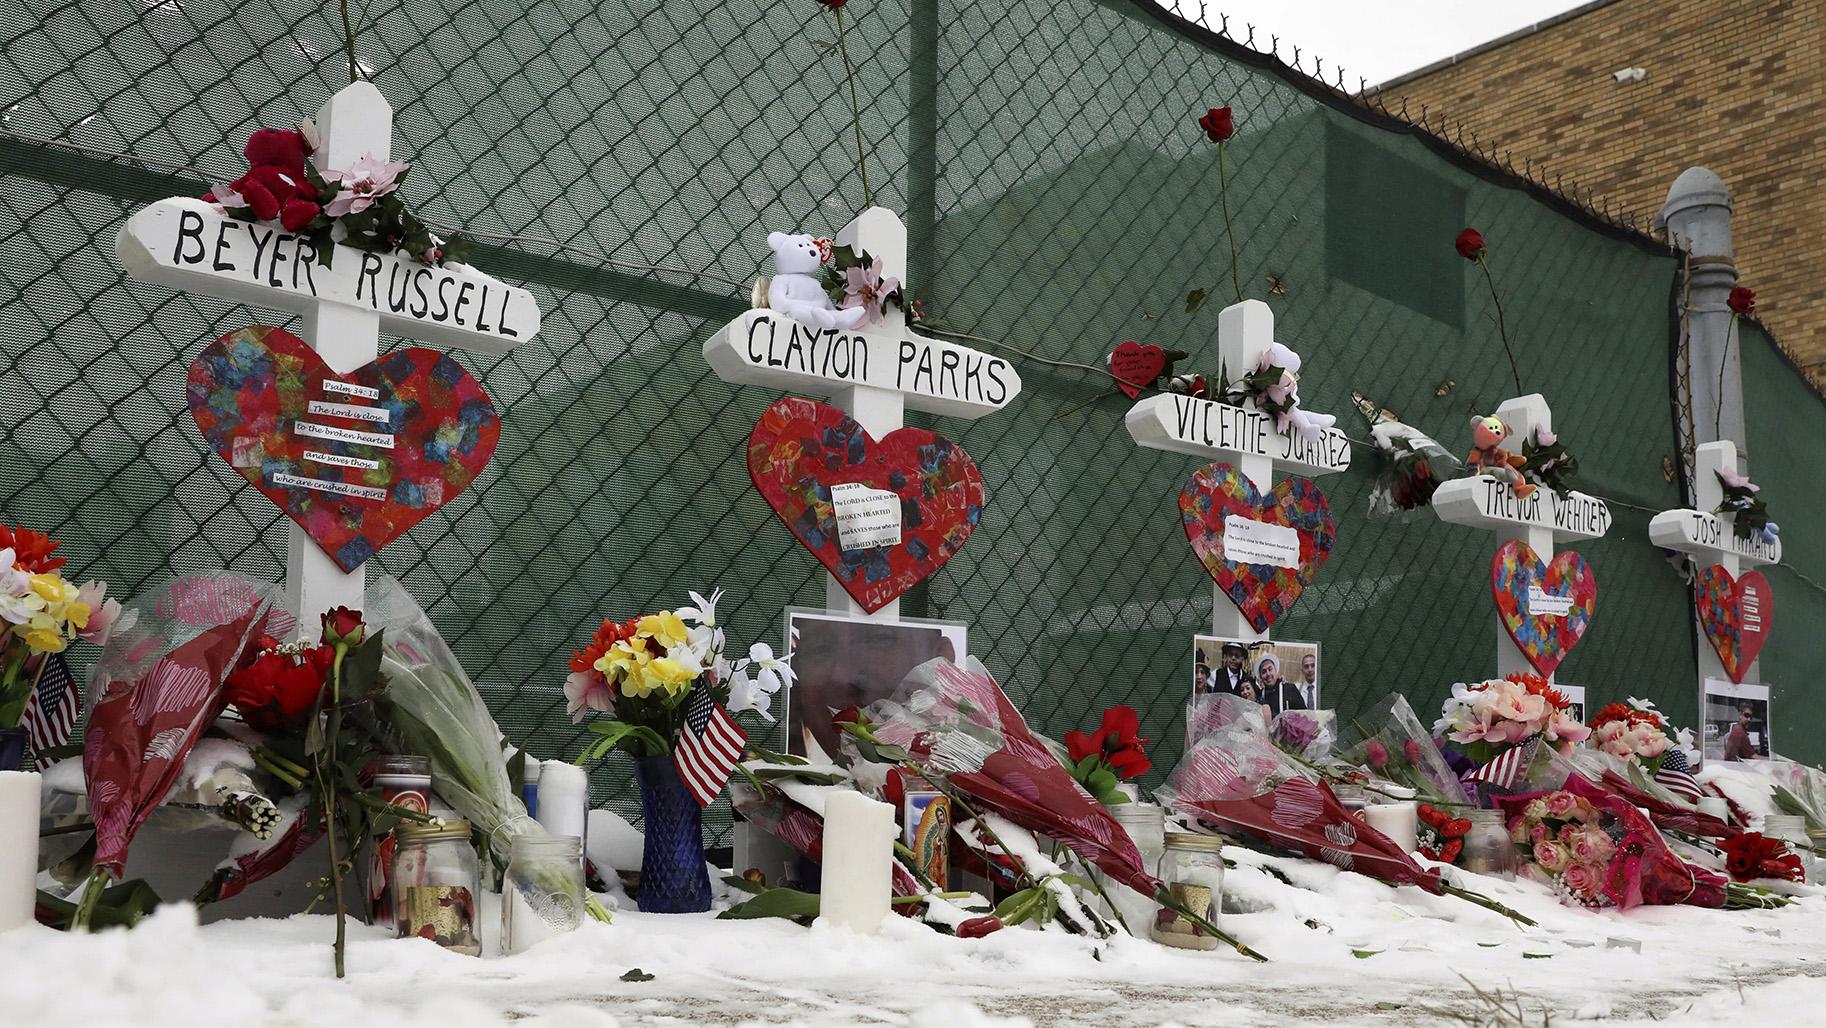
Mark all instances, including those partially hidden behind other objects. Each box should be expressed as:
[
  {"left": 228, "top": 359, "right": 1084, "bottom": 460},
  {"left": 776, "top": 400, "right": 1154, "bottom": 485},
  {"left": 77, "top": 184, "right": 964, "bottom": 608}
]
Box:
[{"left": 766, "top": 231, "right": 866, "bottom": 331}]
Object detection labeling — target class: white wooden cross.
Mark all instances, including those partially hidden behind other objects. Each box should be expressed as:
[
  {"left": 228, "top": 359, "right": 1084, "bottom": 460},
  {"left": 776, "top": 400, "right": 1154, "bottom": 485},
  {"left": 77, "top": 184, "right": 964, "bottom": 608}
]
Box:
[
  {"left": 1648, "top": 439, "right": 1780, "bottom": 691},
  {"left": 1124, "top": 299, "right": 1351, "bottom": 642},
  {"left": 1430, "top": 394, "right": 1611, "bottom": 680},
  {"left": 703, "top": 207, "right": 1022, "bottom": 621},
  {"left": 116, "top": 82, "right": 540, "bottom": 635}
]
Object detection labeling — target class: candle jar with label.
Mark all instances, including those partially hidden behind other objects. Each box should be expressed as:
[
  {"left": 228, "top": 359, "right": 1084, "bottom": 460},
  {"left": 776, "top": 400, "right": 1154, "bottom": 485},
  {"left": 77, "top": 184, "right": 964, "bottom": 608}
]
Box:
[
  {"left": 392, "top": 819, "right": 482, "bottom": 956},
  {"left": 1151, "top": 832, "right": 1223, "bottom": 950},
  {"left": 502, "top": 834, "right": 586, "bottom": 955},
  {"left": 368, "top": 754, "right": 432, "bottom": 927},
  {"left": 1459, "top": 808, "right": 1518, "bottom": 880}
]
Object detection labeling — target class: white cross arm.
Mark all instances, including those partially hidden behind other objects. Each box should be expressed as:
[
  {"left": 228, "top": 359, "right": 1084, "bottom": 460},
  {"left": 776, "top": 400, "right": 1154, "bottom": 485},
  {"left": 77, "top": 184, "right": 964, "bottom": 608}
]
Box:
[
  {"left": 1124, "top": 392, "right": 1351, "bottom": 475},
  {"left": 703, "top": 309, "right": 1019, "bottom": 419},
  {"left": 116, "top": 198, "right": 539, "bottom": 353},
  {"left": 1431, "top": 476, "right": 1612, "bottom": 542},
  {"left": 1648, "top": 510, "right": 1781, "bottom": 566}
]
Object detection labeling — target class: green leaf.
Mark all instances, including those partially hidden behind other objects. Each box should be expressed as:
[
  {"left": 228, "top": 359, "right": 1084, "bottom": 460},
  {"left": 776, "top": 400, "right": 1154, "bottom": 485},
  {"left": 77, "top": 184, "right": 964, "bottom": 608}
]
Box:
[
  {"left": 579, "top": 719, "right": 671, "bottom": 759},
  {"left": 745, "top": 766, "right": 848, "bottom": 786},
  {"left": 506, "top": 745, "right": 527, "bottom": 795},
  {"left": 1351, "top": 948, "right": 1383, "bottom": 959},
  {"left": 717, "top": 886, "right": 821, "bottom": 922},
  {"left": 619, "top": 968, "right": 655, "bottom": 982},
  {"left": 1185, "top": 288, "right": 1207, "bottom": 313},
  {"left": 721, "top": 874, "right": 767, "bottom": 895}
]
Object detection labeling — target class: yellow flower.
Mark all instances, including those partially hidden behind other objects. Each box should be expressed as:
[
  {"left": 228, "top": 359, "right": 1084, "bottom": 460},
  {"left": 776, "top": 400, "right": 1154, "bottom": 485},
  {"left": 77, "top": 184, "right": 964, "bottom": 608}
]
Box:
[
  {"left": 28, "top": 573, "right": 78, "bottom": 605},
  {"left": 21, "top": 618, "right": 68, "bottom": 653},
  {"left": 636, "top": 611, "right": 689, "bottom": 652},
  {"left": 637, "top": 656, "right": 698, "bottom": 698}
]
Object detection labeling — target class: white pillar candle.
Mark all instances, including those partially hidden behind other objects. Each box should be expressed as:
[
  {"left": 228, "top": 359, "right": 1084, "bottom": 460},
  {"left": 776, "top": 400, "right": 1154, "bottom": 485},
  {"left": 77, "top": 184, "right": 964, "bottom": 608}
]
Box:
[
  {"left": 536, "top": 760, "right": 589, "bottom": 851},
  {"left": 0, "top": 771, "right": 41, "bottom": 931},
  {"left": 819, "top": 791, "right": 894, "bottom": 934},
  {"left": 1361, "top": 801, "right": 1418, "bottom": 855}
]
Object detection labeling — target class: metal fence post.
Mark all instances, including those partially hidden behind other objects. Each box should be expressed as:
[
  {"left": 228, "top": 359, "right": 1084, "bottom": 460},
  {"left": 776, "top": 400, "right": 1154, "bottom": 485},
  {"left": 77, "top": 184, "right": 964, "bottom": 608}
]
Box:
[{"left": 1656, "top": 167, "right": 1743, "bottom": 482}]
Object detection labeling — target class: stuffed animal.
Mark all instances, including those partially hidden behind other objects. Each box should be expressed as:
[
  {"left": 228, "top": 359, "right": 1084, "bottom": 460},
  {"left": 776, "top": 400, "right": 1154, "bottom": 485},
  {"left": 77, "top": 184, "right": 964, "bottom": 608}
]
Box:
[
  {"left": 1465, "top": 414, "right": 1535, "bottom": 498},
  {"left": 766, "top": 232, "right": 866, "bottom": 331}
]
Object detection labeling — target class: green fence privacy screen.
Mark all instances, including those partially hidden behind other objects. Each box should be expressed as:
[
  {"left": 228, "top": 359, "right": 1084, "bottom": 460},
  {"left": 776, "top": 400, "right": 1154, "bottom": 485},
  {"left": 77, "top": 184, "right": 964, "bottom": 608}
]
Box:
[{"left": 5, "top": 0, "right": 1824, "bottom": 845}]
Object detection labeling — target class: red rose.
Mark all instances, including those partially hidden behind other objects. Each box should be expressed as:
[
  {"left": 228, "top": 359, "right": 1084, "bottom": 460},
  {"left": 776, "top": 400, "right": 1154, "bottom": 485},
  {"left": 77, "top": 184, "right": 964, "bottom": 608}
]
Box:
[
  {"left": 244, "top": 127, "right": 311, "bottom": 175},
  {"left": 0, "top": 525, "right": 64, "bottom": 573},
  {"left": 225, "top": 644, "right": 334, "bottom": 731},
  {"left": 280, "top": 199, "right": 321, "bottom": 232},
  {"left": 1728, "top": 286, "right": 1756, "bottom": 316},
  {"left": 1064, "top": 706, "right": 1151, "bottom": 781},
  {"left": 1455, "top": 228, "right": 1485, "bottom": 261},
  {"left": 956, "top": 914, "right": 1004, "bottom": 939},
  {"left": 229, "top": 173, "right": 280, "bottom": 221},
  {"left": 1197, "top": 106, "right": 1235, "bottom": 142},
  {"left": 321, "top": 606, "right": 366, "bottom": 648}
]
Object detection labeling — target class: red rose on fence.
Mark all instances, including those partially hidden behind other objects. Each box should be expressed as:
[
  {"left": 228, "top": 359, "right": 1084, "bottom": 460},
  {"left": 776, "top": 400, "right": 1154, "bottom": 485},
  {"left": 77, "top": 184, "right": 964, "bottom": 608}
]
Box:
[
  {"left": 1455, "top": 228, "right": 1486, "bottom": 261},
  {"left": 1198, "top": 107, "right": 1235, "bottom": 143},
  {"left": 1728, "top": 286, "right": 1756, "bottom": 316}
]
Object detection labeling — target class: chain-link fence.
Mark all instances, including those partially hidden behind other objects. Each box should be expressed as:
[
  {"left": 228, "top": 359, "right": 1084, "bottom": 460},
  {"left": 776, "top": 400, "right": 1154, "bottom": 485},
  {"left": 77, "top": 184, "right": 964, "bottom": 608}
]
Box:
[{"left": 4, "top": 0, "right": 1822, "bottom": 845}]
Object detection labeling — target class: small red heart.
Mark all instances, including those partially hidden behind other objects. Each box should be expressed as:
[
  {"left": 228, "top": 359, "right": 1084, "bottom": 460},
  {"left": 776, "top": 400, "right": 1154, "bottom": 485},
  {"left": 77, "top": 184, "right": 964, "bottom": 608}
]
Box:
[
  {"left": 1695, "top": 565, "right": 1773, "bottom": 683},
  {"left": 1110, "top": 340, "right": 1166, "bottom": 400},
  {"left": 748, "top": 397, "right": 984, "bottom": 613},
  {"left": 187, "top": 325, "right": 500, "bottom": 571}
]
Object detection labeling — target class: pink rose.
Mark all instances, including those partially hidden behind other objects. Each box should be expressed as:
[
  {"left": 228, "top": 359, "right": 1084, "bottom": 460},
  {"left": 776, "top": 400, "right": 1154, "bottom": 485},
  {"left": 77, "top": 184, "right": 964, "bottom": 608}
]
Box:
[
  {"left": 1546, "top": 792, "right": 1578, "bottom": 818},
  {"left": 1562, "top": 861, "right": 1604, "bottom": 898},
  {"left": 1529, "top": 823, "right": 1551, "bottom": 845},
  {"left": 1628, "top": 723, "right": 1670, "bottom": 759},
  {"left": 1571, "top": 828, "right": 1614, "bottom": 864},
  {"left": 1534, "top": 841, "right": 1570, "bottom": 873},
  {"left": 1548, "top": 712, "right": 1591, "bottom": 744}
]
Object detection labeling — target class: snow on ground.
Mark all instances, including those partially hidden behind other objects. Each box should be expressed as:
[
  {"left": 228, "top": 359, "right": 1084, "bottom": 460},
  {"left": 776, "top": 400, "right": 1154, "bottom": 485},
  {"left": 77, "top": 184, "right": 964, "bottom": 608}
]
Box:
[{"left": 8, "top": 767, "right": 1826, "bottom": 1026}]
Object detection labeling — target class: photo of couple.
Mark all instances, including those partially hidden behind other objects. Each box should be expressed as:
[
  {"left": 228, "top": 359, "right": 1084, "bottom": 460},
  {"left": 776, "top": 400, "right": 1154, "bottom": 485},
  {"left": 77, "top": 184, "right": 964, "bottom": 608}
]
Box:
[{"left": 1192, "top": 636, "right": 1320, "bottom": 716}]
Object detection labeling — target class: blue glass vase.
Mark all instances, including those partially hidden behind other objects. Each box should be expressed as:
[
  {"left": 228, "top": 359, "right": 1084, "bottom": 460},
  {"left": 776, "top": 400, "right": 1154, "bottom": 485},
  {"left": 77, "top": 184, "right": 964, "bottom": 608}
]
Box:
[{"left": 634, "top": 754, "right": 712, "bottom": 913}]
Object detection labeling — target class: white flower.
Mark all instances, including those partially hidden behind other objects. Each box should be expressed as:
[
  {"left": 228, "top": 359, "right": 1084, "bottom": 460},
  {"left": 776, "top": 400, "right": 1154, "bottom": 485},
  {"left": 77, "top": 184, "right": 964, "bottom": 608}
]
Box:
[
  {"left": 678, "top": 588, "right": 723, "bottom": 627},
  {"left": 727, "top": 642, "right": 793, "bottom": 722}
]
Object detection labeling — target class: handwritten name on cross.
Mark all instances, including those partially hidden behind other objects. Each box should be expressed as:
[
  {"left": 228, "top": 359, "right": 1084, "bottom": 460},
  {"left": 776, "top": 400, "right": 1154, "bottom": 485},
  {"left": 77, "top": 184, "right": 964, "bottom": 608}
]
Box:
[
  {"left": 1124, "top": 299, "right": 1349, "bottom": 641},
  {"left": 116, "top": 82, "right": 539, "bottom": 634},
  {"left": 703, "top": 207, "right": 1023, "bottom": 620},
  {"left": 1430, "top": 394, "right": 1610, "bottom": 681},
  {"left": 1649, "top": 440, "right": 1780, "bottom": 690}
]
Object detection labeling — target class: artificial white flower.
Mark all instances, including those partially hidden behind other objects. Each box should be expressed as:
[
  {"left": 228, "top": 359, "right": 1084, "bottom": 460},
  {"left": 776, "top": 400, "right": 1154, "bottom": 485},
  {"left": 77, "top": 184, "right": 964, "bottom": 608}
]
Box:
[
  {"left": 677, "top": 588, "right": 723, "bottom": 627},
  {"left": 726, "top": 669, "right": 774, "bottom": 722}
]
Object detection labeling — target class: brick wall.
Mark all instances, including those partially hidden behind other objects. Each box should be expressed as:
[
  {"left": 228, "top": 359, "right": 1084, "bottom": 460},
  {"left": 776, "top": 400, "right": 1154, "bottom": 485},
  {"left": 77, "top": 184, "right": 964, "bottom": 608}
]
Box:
[{"left": 1383, "top": 0, "right": 1826, "bottom": 381}]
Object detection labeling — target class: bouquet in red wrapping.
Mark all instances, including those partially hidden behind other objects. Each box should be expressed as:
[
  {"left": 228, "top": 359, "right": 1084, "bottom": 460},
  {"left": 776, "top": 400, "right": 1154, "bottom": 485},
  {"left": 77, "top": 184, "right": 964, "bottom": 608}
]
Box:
[
  {"left": 851, "top": 657, "right": 1265, "bottom": 958},
  {"left": 1719, "top": 833, "right": 1805, "bottom": 884},
  {"left": 1494, "top": 775, "right": 1785, "bottom": 910}
]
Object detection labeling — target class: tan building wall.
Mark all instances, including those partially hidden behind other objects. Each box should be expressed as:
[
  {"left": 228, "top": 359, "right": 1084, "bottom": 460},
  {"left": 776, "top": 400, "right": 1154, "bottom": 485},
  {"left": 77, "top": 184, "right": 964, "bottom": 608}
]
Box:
[{"left": 1381, "top": 0, "right": 1826, "bottom": 381}]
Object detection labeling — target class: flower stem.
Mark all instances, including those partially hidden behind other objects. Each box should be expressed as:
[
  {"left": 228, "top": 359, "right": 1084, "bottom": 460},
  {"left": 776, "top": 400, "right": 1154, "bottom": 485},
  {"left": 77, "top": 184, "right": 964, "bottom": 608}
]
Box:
[
  {"left": 1153, "top": 883, "right": 1268, "bottom": 961},
  {"left": 251, "top": 747, "right": 307, "bottom": 790},
  {"left": 1717, "top": 313, "right": 1736, "bottom": 439},
  {"left": 834, "top": 7, "right": 871, "bottom": 209},
  {"left": 339, "top": 0, "right": 359, "bottom": 84},
  {"left": 321, "top": 646, "right": 349, "bottom": 979},
  {"left": 1477, "top": 255, "right": 1522, "bottom": 395},
  {"left": 1219, "top": 140, "right": 1241, "bottom": 303},
  {"left": 1440, "top": 881, "right": 1537, "bottom": 927}
]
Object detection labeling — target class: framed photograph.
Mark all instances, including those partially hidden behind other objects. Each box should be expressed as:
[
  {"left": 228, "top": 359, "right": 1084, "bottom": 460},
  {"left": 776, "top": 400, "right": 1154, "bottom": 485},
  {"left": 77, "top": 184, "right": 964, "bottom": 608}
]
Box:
[
  {"left": 1554, "top": 683, "right": 1587, "bottom": 723},
  {"left": 1702, "top": 678, "right": 1771, "bottom": 763},
  {"left": 1193, "top": 635, "right": 1321, "bottom": 716},
  {"left": 784, "top": 609, "right": 967, "bottom": 759}
]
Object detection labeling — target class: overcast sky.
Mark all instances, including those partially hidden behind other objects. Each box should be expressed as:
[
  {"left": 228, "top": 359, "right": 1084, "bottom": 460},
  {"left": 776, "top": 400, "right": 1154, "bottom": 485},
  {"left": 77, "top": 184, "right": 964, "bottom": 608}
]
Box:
[{"left": 1164, "top": 1, "right": 1597, "bottom": 86}]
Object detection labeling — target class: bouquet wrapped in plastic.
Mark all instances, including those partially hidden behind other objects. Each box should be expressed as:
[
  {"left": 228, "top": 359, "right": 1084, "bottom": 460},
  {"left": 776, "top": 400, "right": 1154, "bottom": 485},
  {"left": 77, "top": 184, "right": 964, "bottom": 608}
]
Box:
[
  {"left": 1353, "top": 396, "right": 1458, "bottom": 517},
  {"left": 1334, "top": 694, "right": 1473, "bottom": 809},
  {"left": 856, "top": 658, "right": 1265, "bottom": 958}
]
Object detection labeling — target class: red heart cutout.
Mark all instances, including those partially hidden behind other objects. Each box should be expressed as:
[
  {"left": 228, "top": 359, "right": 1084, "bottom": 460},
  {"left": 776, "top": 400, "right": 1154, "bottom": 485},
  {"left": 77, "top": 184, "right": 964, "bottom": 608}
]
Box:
[
  {"left": 1489, "top": 540, "right": 1597, "bottom": 677},
  {"left": 187, "top": 325, "right": 500, "bottom": 572},
  {"left": 1695, "top": 565, "right": 1773, "bottom": 684},
  {"left": 1179, "top": 462, "right": 1335, "bottom": 632},
  {"left": 1110, "top": 341, "right": 1166, "bottom": 400},
  {"left": 748, "top": 397, "right": 984, "bottom": 613}
]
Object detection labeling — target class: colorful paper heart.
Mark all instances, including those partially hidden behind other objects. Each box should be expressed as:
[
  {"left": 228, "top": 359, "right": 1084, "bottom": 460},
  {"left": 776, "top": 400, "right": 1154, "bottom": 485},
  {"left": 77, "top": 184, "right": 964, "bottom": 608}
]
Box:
[
  {"left": 1695, "top": 565, "right": 1772, "bottom": 684},
  {"left": 1179, "top": 462, "right": 1336, "bottom": 632},
  {"left": 1489, "top": 540, "right": 1597, "bottom": 677},
  {"left": 1110, "top": 341, "right": 1166, "bottom": 400},
  {"left": 747, "top": 397, "right": 984, "bottom": 613},
  {"left": 187, "top": 325, "right": 500, "bottom": 572}
]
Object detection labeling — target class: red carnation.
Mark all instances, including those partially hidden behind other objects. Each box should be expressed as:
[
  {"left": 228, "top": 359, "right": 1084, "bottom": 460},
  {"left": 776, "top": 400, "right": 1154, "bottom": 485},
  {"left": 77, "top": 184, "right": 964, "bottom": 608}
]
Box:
[
  {"left": 1455, "top": 228, "right": 1486, "bottom": 261},
  {"left": 1728, "top": 286, "right": 1756, "bottom": 316},
  {"left": 225, "top": 644, "right": 335, "bottom": 731},
  {"left": 1065, "top": 706, "right": 1151, "bottom": 780},
  {"left": 1197, "top": 106, "right": 1235, "bottom": 143},
  {"left": 0, "top": 525, "right": 65, "bottom": 573},
  {"left": 280, "top": 199, "right": 321, "bottom": 232}
]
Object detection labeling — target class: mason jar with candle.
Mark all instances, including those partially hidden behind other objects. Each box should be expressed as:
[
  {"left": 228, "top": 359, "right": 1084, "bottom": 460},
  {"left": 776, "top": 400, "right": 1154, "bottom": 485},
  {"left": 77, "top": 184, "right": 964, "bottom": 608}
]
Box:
[
  {"left": 368, "top": 754, "right": 432, "bottom": 927},
  {"left": 1151, "top": 832, "right": 1223, "bottom": 950},
  {"left": 393, "top": 819, "right": 482, "bottom": 956},
  {"left": 502, "top": 834, "right": 586, "bottom": 955},
  {"left": 1459, "top": 809, "right": 1518, "bottom": 880}
]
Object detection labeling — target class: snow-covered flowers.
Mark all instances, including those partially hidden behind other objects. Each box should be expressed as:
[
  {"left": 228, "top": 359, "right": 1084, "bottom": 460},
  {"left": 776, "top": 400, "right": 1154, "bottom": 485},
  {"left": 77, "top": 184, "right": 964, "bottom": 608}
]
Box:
[{"left": 1435, "top": 673, "right": 1589, "bottom": 766}]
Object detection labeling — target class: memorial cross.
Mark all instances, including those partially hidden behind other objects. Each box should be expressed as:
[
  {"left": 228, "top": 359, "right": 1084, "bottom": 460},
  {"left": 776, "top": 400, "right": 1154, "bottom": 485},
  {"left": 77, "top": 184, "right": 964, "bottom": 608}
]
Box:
[
  {"left": 703, "top": 207, "right": 1022, "bottom": 621},
  {"left": 117, "top": 82, "right": 540, "bottom": 632},
  {"left": 1430, "top": 394, "right": 1611, "bottom": 680},
  {"left": 1124, "top": 300, "right": 1351, "bottom": 641}
]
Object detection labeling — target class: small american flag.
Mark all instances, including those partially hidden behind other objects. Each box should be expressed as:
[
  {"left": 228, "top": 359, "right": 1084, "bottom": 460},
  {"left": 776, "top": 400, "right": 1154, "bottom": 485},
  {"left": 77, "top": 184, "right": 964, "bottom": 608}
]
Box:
[
  {"left": 674, "top": 688, "right": 746, "bottom": 807},
  {"left": 21, "top": 653, "right": 80, "bottom": 767},
  {"left": 1654, "top": 748, "right": 1706, "bottom": 804},
  {"left": 1463, "top": 738, "right": 1539, "bottom": 791}
]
